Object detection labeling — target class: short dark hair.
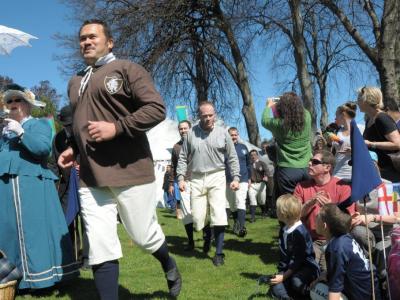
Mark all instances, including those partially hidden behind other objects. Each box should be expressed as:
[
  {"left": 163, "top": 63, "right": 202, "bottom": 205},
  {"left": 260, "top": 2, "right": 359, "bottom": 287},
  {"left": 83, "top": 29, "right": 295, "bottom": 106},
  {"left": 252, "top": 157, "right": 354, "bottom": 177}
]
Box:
[
  {"left": 249, "top": 149, "right": 258, "bottom": 156},
  {"left": 228, "top": 127, "right": 238, "bottom": 133},
  {"left": 314, "top": 150, "right": 336, "bottom": 170},
  {"left": 79, "top": 19, "right": 113, "bottom": 41},
  {"left": 178, "top": 120, "right": 192, "bottom": 128},
  {"left": 318, "top": 204, "right": 351, "bottom": 237}
]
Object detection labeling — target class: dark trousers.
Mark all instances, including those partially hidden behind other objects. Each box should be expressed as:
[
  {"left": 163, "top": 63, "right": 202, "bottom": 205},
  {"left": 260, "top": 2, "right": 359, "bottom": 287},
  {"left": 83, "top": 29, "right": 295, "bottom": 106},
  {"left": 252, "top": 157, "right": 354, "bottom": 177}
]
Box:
[
  {"left": 275, "top": 167, "right": 309, "bottom": 198},
  {"left": 270, "top": 266, "right": 318, "bottom": 299}
]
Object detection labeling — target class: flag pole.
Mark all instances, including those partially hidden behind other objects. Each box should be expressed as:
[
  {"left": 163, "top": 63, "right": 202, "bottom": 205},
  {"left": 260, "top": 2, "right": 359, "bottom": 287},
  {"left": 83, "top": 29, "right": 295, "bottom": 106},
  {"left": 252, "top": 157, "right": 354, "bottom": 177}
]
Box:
[
  {"left": 363, "top": 195, "right": 375, "bottom": 300},
  {"left": 380, "top": 220, "right": 392, "bottom": 300},
  {"left": 74, "top": 218, "right": 78, "bottom": 261}
]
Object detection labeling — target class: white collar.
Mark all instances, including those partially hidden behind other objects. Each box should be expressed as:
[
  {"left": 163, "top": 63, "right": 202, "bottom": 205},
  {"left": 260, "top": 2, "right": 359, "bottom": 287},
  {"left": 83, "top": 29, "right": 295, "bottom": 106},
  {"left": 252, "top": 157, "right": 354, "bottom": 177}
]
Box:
[
  {"left": 283, "top": 220, "right": 302, "bottom": 234},
  {"left": 282, "top": 220, "right": 302, "bottom": 249},
  {"left": 79, "top": 52, "right": 116, "bottom": 96}
]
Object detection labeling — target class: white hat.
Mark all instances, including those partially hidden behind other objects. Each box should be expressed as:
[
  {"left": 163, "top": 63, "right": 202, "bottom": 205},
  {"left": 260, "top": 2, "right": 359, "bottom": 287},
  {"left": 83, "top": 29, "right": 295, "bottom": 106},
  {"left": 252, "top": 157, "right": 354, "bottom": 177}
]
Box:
[{"left": 3, "top": 84, "right": 46, "bottom": 108}]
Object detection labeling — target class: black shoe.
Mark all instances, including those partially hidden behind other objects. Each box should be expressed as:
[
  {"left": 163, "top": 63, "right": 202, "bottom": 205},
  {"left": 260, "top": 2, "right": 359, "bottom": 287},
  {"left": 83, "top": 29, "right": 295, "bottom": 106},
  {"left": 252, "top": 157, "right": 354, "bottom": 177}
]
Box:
[
  {"left": 237, "top": 227, "right": 247, "bottom": 237},
  {"left": 184, "top": 242, "right": 194, "bottom": 251},
  {"left": 203, "top": 239, "right": 211, "bottom": 254},
  {"left": 165, "top": 264, "right": 182, "bottom": 297},
  {"left": 212, "top": 253, "right": 225, "bottom": 267}
]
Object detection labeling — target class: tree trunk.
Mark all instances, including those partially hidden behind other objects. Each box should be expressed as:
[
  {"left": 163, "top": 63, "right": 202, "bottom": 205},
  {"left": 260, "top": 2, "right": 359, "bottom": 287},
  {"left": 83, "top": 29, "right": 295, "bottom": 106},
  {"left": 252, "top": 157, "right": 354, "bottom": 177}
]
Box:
[
  {"left": 396, "top": 3, "right": 400, "bottom": 97},
  {"left": 320, "top": 0, "right": 399, "bottom": 110},
  {"left": 379, "top": 0, "right": 399, "bottom": 110},
  {"left": 212, "top": 0, "right": 261, "bottom": 146},
  {"left": 289, "top": 0, "right": 316, "bottom": 131},
  {"left": 395, "top": 37, "right": 400, "bottom": 99},
  {"left": 318, "top": 77, "right": 328, "bottom": 129},
  {"left": 192, "top": 37, "right": 209, "bottom": 104}
]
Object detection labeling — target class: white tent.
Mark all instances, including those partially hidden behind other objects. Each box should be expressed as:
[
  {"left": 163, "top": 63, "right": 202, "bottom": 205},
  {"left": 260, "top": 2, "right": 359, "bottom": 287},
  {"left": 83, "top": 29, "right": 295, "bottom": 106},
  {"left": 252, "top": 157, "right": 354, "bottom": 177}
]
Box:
[
  {"left": 147, "top": 119, "right": 180, "bottom": 207},
  {"left": 147, "top": 118, "right": 180, "bottom": 161}
]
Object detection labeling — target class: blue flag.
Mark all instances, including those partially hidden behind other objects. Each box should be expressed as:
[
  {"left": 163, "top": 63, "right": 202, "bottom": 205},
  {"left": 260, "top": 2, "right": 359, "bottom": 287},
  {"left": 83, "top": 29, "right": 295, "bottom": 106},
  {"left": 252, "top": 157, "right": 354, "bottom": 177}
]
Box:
[
  {"left": 65, "top": 167, "right": 80, "bottom": 225},
  {"left": 350, "top": 119, "right": 382, "bottom": 202}
]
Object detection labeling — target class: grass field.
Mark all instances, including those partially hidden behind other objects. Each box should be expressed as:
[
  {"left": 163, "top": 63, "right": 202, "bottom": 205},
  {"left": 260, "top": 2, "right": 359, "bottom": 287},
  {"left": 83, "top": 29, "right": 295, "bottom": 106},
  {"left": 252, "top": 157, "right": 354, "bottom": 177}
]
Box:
[{"left": 16, "top": 209, "right": 280, "bottom": 299}]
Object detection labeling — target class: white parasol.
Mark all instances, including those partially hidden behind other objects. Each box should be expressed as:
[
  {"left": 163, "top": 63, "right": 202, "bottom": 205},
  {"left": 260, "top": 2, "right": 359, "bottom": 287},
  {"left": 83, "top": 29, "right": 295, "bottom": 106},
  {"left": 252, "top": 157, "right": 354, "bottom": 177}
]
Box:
[{"left": 0, "top": 25, "right": 38, "bottom": 55}]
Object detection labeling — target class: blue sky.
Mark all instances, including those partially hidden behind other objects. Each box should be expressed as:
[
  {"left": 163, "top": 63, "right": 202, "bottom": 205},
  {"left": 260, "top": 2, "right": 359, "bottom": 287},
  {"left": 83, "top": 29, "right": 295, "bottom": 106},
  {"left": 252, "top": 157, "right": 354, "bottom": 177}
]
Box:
[
  {"left": 0, "top": 0, "right": 75, "bottom": 103},
  {"left": 1, "top": 0, "right": 376, "bottom": 140}
]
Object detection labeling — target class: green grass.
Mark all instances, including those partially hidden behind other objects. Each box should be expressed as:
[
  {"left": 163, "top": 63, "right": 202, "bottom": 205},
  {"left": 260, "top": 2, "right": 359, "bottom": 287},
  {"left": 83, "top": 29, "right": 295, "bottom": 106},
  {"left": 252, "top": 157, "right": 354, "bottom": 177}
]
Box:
[{"left": 16, "top": 209, "right": 280, "bottom": 299}]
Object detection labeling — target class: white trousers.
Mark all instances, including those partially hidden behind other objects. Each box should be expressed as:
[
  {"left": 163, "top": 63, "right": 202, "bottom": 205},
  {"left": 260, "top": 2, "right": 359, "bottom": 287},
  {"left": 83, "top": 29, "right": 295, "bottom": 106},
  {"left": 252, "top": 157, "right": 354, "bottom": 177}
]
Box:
[
  {"left": 178, "top": 181, "right": 193, "bottom": 225},
  {"left": 248, "top": 182, "right": 266, "bottom": 206},
  {"left": 190, "top": 170, "right": 228, "bottom": 231},
  {"left": 226, "top": 182, "right": 248, "bottom": 211},
  {"left": 79, "top": 181, "right": 165, "bottom": 266}
]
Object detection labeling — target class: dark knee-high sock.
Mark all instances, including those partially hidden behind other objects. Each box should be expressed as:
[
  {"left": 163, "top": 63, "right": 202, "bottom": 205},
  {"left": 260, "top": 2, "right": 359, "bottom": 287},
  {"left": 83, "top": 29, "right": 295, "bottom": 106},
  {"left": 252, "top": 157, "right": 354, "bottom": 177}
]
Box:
[
  {"left": 152, "top": 241, "right": 175, "bottom": 272},
  {"left": 214, "top": 226, "right": 225, "bottom": 255},
  {"left": 92, "top": 260, "right": 119, "bottom": 300},
  {"left": 237, "top": 209, "right": 246, "bottom": 228},
  {"left": 260, "top": 205, "right": 265, "bottom": 215},
  {"left": 203, "top": 224, "right": 211, "bottom": 241},
  {"left": 184, "top": 223, "right": 194, "bottom": 244},
  {"left": 250, "top": 205, "right": 257, "bottom": 219},
  {"left": 232, "top": 210, "right": 238, "bottom": 222}
]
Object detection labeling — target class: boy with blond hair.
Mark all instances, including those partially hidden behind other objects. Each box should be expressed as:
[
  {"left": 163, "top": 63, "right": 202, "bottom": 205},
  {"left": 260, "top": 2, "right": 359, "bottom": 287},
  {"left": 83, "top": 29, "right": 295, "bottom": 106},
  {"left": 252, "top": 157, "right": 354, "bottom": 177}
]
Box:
[{"left": 269, "top": 194, "right": 319, "bottom": 299}]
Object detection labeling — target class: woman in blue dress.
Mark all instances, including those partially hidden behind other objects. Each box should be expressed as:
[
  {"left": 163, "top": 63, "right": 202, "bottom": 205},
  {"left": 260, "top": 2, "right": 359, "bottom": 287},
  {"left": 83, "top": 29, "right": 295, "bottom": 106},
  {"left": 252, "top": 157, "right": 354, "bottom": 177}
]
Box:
[{"left": 0, "top": 84, "right": 79, "bottom": 290}]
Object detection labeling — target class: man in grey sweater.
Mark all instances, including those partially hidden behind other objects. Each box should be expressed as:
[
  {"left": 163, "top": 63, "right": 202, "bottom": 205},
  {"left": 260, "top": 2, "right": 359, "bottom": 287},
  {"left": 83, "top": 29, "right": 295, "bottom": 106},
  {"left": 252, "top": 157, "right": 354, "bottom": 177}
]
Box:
[{"left": 177, "top": 101, "right": 240, "bottom": 266}]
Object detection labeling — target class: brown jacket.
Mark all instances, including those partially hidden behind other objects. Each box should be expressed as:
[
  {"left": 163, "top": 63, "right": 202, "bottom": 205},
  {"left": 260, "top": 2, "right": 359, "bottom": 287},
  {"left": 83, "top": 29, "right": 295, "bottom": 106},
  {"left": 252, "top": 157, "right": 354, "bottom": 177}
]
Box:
[
  {"left": 68, "top": 60, "right": 165, "bottom": 187},
  {"left": 169, "top": 139, "right": 192, "bottom": 185},
  {"left": 250, "top": 160, "right": 269, "bottom": 183}
]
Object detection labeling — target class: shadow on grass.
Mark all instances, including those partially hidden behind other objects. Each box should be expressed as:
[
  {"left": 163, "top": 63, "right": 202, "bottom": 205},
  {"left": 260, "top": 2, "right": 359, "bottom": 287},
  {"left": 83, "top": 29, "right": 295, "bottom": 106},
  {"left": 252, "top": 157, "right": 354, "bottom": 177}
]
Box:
[
  {"left": 165, "top": 235, "right": 209, "bottom": 260},
  {"left": 126, "top": 291, "right": 174, "bottom": 299},
  {"left": 240, "top": 273, "right": 270, "bottom": 300},
  {"left": 240, "top": 271, "right": 265, "bottom": 280},
  {"left": 18, "top": 277, "right": 173, "bottom": 300},
  {"left": 161, "top": 214, "right": 179, "bottom": 219},
  {"left": 223, "top": 238, "right": 279, "bottom": 265}
]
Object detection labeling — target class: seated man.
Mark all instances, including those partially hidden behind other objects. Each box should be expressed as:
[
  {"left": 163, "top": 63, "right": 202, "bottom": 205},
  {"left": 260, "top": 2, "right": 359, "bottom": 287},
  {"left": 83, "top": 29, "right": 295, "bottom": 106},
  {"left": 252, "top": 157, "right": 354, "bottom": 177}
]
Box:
[{"left": 294, "top": 150, "right": 355, "bottom": 271}]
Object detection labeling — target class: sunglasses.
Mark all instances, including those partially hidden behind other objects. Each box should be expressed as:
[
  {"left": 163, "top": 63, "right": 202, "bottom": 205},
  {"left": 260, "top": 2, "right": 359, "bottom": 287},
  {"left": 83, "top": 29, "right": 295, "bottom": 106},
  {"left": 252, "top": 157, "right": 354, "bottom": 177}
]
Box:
[
  {"left": 309, "top": 158, "right": 325, "bottom": 165},
  {"left": 6, "top": 98, "right": 23, "bottom": 104}
]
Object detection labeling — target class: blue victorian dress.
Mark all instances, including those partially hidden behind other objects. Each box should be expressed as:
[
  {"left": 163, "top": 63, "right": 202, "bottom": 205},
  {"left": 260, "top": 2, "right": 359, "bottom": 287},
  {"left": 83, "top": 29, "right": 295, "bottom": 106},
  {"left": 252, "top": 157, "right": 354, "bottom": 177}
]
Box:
[{"left": 0, "top": 117, "right": 80, "bottom": 289}]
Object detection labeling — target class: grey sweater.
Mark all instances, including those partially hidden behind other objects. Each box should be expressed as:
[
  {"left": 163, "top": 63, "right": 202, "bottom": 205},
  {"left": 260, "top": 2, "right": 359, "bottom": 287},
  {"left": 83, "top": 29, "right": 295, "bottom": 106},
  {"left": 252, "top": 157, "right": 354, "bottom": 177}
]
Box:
[{"left": 176, "top": 124, "right": 240, "bottom": 182}]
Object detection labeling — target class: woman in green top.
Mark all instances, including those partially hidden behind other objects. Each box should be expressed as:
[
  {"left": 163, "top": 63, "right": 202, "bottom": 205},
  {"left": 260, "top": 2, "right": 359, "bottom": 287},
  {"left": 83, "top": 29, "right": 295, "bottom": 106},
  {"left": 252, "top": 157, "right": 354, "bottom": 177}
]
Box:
[{"left": 262, "top": 92, "right": 312, "bottom": 197}]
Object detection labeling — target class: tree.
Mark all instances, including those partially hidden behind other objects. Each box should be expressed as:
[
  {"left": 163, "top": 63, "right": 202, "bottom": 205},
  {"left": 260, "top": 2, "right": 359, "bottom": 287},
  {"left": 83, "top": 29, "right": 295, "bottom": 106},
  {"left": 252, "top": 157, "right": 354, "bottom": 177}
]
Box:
[
  {"left": 255, "top": 0, "right": 316, "bottom": 130},
  {"left": 0, "top": 75, "right": 14, "bottom": 91},
  {"left": 254, "top": 0, "right": 370, "bottom": 130},
  {"left": 30, "top": 81, "right": 62, "bottom": 131},
  {"left": 303, "top": 3, "right": 367, "bottom": 129},
  {"left": 57, "top": 0, "right": 261, "bottom": 145},
  {"left": 0, "top": 76, "right": 14, "bottom": 111},
  {"left": 209, "top": 0, "right": 260, "bottom": 145},
  {"left": 58, "top": 1, "right": 230, "bottom": 116},
  {"left": 320, "top": 0, "right": 400, "bottom": 110}
]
